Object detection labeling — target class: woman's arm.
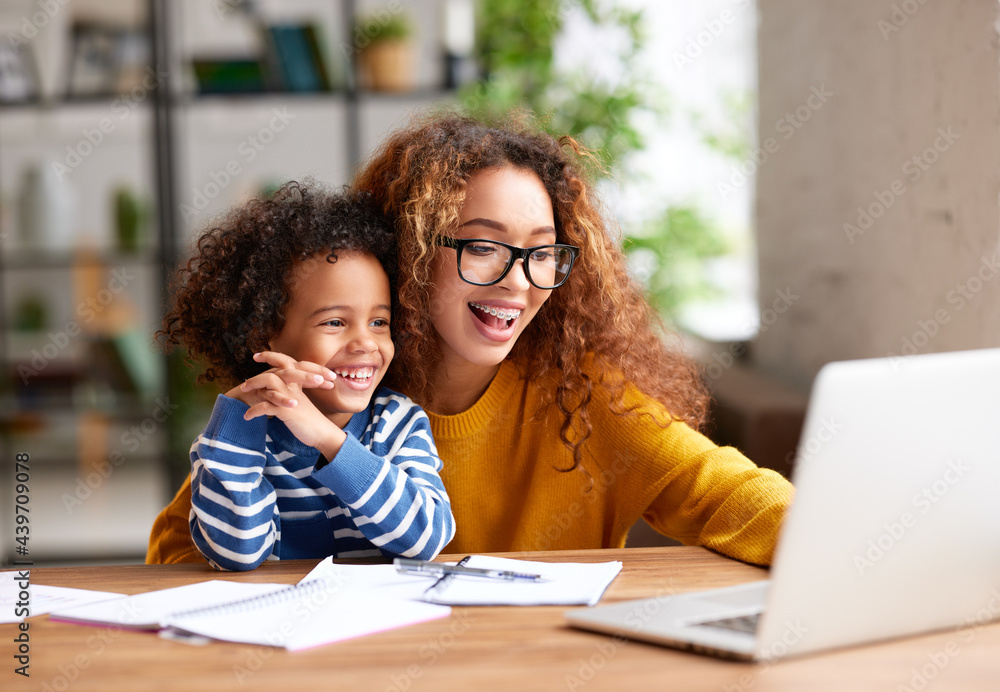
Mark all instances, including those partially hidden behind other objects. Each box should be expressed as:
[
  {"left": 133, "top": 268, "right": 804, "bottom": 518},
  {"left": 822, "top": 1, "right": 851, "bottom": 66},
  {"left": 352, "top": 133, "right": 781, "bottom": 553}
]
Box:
[
  {"left": 189, "top": 395, "right": 280, "bottom": 571},
  {"left": 312, "top": 395, "right": 456, "bottom": 560},
  {"left": 639, "top": 440, "right": 793, "bottom": 566},
  {"left": 594, "top": 376, "right": 794, "bottom": 565}
]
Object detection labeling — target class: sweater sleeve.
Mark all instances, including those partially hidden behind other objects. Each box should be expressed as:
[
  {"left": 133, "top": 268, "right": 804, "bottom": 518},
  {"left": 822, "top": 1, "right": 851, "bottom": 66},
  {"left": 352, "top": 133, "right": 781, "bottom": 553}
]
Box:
[
  {"left": 596, "top": 379, "right": 794, "bottom": 566},
  {"left": 640, "top": 436, "right": 793, "bottom": 566},
  {"left": 188, "top": 395, "right": 280, "bottom": 571},
  {"left": 312, "top": 401, "right": 455, "bottom": 560},
  {"left": 146, "top": 478, "right": 204, "bottom": 564}
]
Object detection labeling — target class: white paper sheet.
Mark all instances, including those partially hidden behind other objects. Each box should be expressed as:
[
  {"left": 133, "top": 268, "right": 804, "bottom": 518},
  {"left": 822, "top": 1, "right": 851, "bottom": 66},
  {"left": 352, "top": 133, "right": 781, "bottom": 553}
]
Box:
[
  {"left": 49, "top": 580, "right": 285, "bottom": 629},
  {"left": 1, "top": 571, "right": 123, "bottom": 624},
  {"left": 302, "top": 555, "right": 623, "bottom": 606}
]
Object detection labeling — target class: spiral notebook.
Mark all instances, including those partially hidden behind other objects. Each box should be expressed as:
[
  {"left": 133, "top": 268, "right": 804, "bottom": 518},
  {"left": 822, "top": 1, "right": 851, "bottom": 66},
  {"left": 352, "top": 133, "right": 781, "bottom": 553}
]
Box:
[{"left": 50, "top": 577, "right": 450, "bottom": 651}]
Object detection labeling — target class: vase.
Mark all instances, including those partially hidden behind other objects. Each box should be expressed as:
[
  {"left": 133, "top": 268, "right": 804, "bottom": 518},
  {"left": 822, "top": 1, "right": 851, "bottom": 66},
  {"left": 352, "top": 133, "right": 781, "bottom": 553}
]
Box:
[
  {"left": 358, "top": 40, "right": 416, "bottom": 92},
  {"left": 18, "top": 163, "right": 76, "bottom": 253}
]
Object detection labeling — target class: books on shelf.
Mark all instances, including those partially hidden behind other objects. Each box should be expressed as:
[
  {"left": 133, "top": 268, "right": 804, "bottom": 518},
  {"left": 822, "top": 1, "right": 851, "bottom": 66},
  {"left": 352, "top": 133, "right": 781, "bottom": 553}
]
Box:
[
  {"left": 65, "top": 22, "right": 151, "bottom": 99},
  {"left": 191, "top": 23, "right": 337, "bottom": 96},
  {"left": 191, "top": 58, "right": 268, "bottom": 95},
  {"left": 262, "top": 24, "right": 333, "bottom": 93}
]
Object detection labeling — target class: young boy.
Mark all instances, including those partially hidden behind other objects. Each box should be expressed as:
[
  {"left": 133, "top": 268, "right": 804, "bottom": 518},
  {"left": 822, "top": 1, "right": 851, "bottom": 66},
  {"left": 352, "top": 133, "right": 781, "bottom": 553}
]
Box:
[{"left": 160, "top": 182, "right": 455, "bottom": 571}]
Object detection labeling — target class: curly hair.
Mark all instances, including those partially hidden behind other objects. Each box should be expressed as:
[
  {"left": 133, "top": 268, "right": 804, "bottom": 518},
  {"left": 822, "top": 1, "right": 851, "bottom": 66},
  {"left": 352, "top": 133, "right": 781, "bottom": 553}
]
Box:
[
  {"left": 352, "top": 111, "right": 710, "bottom": 465},
  {"left": 160, "top": 181, "right": 396, "bottom": 387}
]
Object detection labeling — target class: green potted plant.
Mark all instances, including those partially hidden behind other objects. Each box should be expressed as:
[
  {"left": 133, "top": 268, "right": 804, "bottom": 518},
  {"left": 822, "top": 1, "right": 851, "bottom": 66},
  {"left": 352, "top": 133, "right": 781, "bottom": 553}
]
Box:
[{"left": 355, "top": 11, "right": 416, "bottom": 92}]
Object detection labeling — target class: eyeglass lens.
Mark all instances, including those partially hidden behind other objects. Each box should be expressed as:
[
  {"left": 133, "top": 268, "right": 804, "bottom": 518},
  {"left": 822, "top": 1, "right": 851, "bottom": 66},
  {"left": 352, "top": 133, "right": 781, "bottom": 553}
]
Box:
[{"left": 459, "top": 241, "right": 574, "bottom": 288}]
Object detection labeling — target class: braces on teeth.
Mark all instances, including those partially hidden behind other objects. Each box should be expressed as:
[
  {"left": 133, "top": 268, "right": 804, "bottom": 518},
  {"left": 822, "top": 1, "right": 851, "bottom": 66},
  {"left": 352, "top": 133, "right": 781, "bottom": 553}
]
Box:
[{"left": 470, "top": 302, "right": 521, "bottom": 321}]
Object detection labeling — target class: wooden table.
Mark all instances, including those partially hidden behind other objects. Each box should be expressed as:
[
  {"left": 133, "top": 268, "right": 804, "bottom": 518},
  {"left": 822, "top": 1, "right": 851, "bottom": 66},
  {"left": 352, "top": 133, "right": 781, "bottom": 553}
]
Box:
[{"left": 5, "top": 547, "right": 1000, "bottom": 691}]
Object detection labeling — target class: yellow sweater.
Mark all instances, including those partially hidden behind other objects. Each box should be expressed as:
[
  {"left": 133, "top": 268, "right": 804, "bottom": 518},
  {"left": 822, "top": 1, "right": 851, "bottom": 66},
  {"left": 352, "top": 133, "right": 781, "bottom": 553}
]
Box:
[{"left": 147, "top": 360, "right": 793, "bottom": 566}]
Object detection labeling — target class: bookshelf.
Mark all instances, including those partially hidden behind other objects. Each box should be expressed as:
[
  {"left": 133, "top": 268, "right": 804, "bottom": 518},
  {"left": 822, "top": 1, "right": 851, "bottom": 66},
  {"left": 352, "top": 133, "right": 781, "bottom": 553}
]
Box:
[{"left": 0, "top": 0, "right": 461, "bottom": 564}]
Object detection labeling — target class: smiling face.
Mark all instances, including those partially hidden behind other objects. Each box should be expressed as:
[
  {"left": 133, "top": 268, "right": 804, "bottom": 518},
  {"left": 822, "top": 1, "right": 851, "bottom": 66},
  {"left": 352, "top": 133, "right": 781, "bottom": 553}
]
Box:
[
  {"left": 269, "top": 251, "right": 394, "bottom": 427},
  {"left": 429, "top": 165, "right": 557, "bottom": 372}
]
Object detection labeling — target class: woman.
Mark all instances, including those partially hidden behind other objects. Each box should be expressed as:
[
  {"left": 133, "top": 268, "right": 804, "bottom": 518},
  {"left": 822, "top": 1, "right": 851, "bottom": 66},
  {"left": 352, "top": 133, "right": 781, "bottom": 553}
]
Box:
[{"left": 147, "top": 112, "right": 793, "bottom": 566}]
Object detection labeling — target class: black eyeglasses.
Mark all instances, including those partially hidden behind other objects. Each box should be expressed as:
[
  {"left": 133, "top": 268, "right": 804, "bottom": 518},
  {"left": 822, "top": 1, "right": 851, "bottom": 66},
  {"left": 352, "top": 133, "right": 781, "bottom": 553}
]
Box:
[{"left": 436, "top": 237, "right": 580, "bottom": 290}]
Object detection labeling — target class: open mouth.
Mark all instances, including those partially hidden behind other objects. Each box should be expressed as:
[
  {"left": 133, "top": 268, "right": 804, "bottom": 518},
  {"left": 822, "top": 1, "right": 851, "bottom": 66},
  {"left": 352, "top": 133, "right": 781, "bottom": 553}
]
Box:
[
  {"left": 469, "top": 302, "right": 522, "bottom": 331},
  {"left": 333, "top": 366, "right": 376, "bottom": 389}
]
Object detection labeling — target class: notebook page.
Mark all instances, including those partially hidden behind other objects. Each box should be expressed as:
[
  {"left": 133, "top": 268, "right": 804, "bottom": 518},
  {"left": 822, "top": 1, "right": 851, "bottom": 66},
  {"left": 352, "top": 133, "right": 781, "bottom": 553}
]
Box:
[
  {"left": 302, "top": 555, "right": 623, "bottom": 606},
  {"left": 1, "top": 575, "right": 123, "bottom": 624},
  {"left": 421, "top": 556, "right": 623, "bottom": 606},
  {"left": 50, "top": 581, "right": 286, "bottom": 629},
  {"left": 164, "top": 579, "right": 450, "bottom": 651}
]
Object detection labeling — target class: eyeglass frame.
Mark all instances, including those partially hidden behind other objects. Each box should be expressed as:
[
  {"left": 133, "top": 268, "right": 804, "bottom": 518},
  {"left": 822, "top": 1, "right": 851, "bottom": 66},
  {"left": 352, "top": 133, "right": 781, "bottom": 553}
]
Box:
[{"left": 436, "top": 236, "right": 580, "bottom": 289}]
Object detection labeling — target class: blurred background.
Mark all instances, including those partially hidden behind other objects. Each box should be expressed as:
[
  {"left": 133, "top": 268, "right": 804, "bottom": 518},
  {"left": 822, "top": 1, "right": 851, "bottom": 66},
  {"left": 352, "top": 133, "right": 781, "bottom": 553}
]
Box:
[{"left": 1, "top": 0, "right": 996, "bottom": 565}]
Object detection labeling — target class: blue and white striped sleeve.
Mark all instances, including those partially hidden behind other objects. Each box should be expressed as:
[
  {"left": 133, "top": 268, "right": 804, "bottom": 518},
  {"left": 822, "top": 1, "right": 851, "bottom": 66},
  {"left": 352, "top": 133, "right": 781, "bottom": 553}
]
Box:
[
  {"left": 189, "top": 395, "right": 280, "bottom": 571},
  {"left": 313, "top": 397, "right": 455, "bottom": 560}
]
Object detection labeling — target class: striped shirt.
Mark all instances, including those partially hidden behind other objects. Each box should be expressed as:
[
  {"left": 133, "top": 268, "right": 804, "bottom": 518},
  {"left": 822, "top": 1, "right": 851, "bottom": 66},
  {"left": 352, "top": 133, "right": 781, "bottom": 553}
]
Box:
[{"left": 189, "top": 390, "right": 455, "bottom": 571}]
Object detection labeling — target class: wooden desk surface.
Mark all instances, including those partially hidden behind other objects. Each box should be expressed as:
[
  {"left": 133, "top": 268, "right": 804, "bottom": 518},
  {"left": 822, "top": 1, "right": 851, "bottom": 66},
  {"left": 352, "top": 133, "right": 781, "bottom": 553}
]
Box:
[{"left": 5, "top": 546, "right": 999, "bottom": 692}]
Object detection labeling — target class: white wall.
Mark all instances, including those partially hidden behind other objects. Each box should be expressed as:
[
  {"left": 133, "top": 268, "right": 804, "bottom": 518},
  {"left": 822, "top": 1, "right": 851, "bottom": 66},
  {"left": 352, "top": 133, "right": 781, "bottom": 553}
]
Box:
[{"left": 755, "top": 0, "right": 1000, "bottom": 389}]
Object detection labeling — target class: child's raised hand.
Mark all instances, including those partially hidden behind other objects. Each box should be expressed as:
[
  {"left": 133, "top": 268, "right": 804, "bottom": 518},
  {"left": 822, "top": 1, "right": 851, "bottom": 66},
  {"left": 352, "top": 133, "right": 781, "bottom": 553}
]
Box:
[
  {"left": 227, "top": 351, "right": 345, "bottom": 454},
  {"left": 239, "top": 351, "right": 336, "bottom": 403}
]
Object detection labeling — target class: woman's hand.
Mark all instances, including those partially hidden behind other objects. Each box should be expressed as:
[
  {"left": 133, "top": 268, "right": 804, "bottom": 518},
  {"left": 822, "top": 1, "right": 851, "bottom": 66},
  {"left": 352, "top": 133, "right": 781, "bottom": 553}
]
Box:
[{"left": 226, "top": 351, "right": 346, "bottom": 457}]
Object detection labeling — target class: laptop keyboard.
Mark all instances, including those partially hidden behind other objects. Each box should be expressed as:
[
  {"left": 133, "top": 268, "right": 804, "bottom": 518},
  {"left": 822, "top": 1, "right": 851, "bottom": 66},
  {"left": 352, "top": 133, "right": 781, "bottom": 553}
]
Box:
[{"left": 693, "top": 613, "right": 761, "bottom": 634}]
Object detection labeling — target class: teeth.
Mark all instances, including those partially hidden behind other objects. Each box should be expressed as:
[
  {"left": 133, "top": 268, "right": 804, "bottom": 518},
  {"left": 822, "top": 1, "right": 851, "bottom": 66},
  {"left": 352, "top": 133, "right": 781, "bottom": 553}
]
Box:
[
  {"left": 470, "top": 302, "right": 522, "bottom": 321},
  {"left": 334, "top": 367, "right": 374, "bottom": 379}
]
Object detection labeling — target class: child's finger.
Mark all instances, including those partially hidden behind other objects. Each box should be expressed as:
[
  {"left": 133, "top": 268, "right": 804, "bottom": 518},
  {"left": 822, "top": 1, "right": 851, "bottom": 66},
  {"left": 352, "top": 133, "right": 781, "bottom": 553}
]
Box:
[
  {"left": 239, "top": 376, "right": 298, "bottom": 405},
  {"left": 287, "top": 359, "right": 338, "bottom": 383},
  {"left": 241, "top": 372, "right": 287, "bottom": 393},
  {"left": 243, "top": 395, "right": 297, "bottom": 421},
  {"left": 254, "top": 352, "right": 336, "bottom": 383},
  {"left": 271, "top": 370, "right": 333, "bottom": 389},
  {"left": 243, "top": 403, "right": 270, "bottom": 421},
  {"left": 263, "top": 388, "right": 298, "bottom": 408},
  {"left": 244, "top": 403, "right": 276, "bottom": 421},
  {"left": 253, "top": 351, "right": 298, "bottom": 370}
]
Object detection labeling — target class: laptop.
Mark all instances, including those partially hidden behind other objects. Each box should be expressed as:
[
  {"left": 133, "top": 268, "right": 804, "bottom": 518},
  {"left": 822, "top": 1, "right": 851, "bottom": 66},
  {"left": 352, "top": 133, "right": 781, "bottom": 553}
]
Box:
[{"left": 565, "top": 348, "right": 1000, "bottom": 661}]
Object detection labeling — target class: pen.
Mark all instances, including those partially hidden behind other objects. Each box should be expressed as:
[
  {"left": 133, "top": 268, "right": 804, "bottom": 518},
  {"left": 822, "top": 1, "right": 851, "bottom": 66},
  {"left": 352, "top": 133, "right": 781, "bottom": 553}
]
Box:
[{"left": 394, "top": 558, "right": 545, "bottom": 582}]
